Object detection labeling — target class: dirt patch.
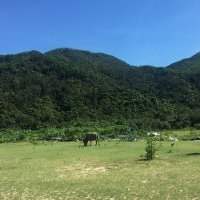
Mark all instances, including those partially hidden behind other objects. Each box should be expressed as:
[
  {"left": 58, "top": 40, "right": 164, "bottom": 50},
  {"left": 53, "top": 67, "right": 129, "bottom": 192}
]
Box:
[{"left": 56, "top": 163, "right": 108, "bottom": 179}]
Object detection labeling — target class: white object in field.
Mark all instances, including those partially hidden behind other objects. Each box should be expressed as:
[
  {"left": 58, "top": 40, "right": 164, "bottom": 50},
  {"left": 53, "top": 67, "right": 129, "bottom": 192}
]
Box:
[
  {"left": 169, "top": 136, "right": 178, "bottom": 142},
  {"left": 147, "top": 132, "right": 160, "bottom": 136}
]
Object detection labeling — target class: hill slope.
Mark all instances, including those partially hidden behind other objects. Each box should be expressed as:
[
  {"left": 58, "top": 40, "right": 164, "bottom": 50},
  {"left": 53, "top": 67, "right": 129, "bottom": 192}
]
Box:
[
  {"left": 0, "top": 48, "right": 200, "bottom": 130},
  {"left": 167, "top": 52, "right": 200, "bottom": 74}
]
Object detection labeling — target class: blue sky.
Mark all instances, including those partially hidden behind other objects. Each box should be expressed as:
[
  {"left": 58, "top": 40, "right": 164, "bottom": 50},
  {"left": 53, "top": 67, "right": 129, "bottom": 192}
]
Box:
[{"left": 0, "top": 0, "right": 200, "bottom": 66}]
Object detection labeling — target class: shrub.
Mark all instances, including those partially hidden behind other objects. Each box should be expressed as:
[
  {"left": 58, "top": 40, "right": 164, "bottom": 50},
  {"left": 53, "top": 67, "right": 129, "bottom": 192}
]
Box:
[{"left": 145, "top": 136, "right": 158, "bottom": 160}]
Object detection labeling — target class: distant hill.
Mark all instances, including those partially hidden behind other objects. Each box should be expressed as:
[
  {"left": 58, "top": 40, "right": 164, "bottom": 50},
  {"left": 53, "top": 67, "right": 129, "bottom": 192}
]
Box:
[
  {"left": 167, "top": 52, "right": 200, "bottom": 74},
  {"left": 0, "top": 48, "right": 200, "bottom": 130}
]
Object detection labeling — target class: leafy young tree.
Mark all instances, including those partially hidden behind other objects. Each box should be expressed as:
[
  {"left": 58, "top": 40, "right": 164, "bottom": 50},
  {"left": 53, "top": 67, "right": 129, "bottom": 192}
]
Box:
[{"left": 145, "top": 135, "right": 158, "bottom": 160}]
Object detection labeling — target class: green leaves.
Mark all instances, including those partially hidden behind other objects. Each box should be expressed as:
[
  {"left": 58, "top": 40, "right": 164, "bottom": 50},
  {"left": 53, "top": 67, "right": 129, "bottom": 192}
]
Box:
[{"left": 0, "top": 48, "right": 200, "bottom": 130}]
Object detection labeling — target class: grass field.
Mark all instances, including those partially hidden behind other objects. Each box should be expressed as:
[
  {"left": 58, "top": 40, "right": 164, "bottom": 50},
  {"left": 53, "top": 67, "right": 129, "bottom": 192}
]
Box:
[{"left": 0, "top": 141, "right": 200, "bottom": 200}]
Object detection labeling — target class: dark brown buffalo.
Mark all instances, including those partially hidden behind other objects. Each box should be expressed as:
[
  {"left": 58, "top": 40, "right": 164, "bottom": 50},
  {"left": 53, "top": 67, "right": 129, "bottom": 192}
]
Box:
[{"left": 83, "top": 133, "right": 99, "bottom": 146}]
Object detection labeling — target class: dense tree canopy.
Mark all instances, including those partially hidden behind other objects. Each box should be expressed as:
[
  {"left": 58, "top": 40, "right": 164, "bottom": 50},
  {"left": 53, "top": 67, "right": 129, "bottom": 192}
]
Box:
[{"left": 0, "top": 48, "right": 200, "bottom": 130}]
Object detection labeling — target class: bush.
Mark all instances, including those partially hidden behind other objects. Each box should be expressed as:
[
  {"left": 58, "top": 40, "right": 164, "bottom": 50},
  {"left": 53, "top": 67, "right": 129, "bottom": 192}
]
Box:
[
  {"left": 145, "top": 136, "right": 158, "bottom": 160},
  {"left": 194, "top": 123, "right": 200, "bottom": 130}
]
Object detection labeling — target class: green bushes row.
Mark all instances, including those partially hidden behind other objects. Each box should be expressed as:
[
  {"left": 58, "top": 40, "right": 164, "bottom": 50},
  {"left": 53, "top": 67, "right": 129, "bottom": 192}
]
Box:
[
  {"left": 0, "top": 126, "right": 142, "bottom": 143},
  {"left": 1, "top": 127, "right": 199, "bottom": 144}
]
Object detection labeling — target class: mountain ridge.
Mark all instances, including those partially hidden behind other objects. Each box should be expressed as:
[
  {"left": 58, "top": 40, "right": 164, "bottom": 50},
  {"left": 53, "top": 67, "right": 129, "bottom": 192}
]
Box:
[
  {"left": 0, "top": 48, "right": 200, "bottom": 130},
  {"left": 1, "top": 48, "right": 200, "bottom": 70}
]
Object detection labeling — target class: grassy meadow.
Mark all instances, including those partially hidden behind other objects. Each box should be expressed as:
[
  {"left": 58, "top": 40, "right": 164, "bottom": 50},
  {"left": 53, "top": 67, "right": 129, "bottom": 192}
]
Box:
[{"left": 0, "top": 139, "right": 200, "bottom": 200}]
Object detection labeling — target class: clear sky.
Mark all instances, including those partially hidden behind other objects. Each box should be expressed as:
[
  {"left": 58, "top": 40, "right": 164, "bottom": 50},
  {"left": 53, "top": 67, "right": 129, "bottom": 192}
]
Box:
[{"left": 1, "top": 0, "right": 200, "bottom": 66}]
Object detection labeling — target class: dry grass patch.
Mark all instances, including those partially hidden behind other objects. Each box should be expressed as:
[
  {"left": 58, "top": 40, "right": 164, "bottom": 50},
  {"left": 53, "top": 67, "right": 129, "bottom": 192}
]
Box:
[{"left": 56, "top": 163, "right": 109, "bottom": 179}]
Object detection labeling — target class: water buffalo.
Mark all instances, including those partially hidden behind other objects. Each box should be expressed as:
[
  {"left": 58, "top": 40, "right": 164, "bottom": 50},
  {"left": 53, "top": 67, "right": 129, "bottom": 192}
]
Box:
[{"left": 83, "top": 132, "right": 99, "bottom": 146}]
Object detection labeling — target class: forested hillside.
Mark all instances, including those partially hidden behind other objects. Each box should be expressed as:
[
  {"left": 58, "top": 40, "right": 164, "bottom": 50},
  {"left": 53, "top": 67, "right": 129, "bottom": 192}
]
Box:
[{"left": 1, "top": 48, "right": 200, "bottom": 130}]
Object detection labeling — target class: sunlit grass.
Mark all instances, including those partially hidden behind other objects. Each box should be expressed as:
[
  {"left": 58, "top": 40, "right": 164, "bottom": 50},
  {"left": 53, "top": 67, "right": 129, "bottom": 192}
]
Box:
[{"left": 0, "top": 141, "right": 200, "bottom": 199}]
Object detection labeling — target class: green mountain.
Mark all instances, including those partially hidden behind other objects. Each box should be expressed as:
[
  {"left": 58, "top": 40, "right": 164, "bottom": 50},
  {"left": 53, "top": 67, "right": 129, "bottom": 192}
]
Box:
[
  {"left": 0, "top": 48, "right": 200, "bottom": 130},
  {"left": 167, "top": 52, "right": 200, "bottom": 74}
]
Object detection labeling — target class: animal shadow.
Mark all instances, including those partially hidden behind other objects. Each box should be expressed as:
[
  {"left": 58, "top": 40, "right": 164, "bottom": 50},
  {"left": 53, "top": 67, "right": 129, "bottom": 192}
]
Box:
[{"left": 186, "top": 152, "right": 200, "bottom": 156}]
